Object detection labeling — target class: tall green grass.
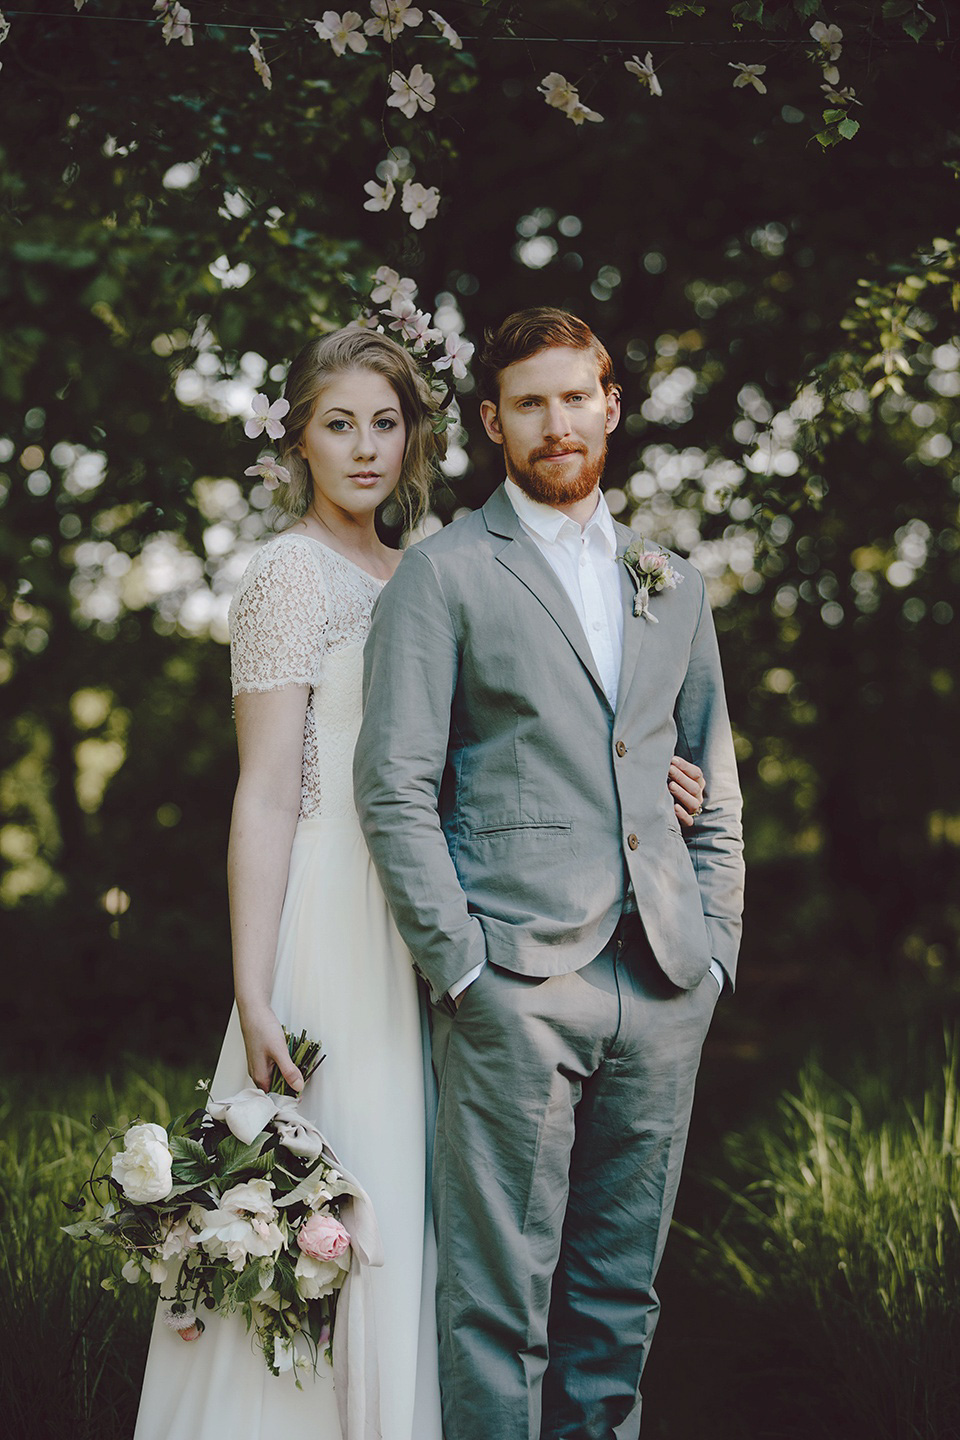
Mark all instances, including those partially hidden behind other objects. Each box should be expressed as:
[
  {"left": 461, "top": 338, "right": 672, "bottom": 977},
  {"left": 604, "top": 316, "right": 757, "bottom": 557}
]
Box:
[
  {"left": 0, "top": 1065, "right": 200, "bottom": 1440},
  {"left": 687, "top": 1035, "right": 960, "bottom": 1439}
]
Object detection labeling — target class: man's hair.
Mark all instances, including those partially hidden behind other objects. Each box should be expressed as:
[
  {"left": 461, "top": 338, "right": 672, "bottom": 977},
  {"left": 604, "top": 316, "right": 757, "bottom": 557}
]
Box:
[{"left": 477, "top": 307, "right": 619, "bottom": 405}]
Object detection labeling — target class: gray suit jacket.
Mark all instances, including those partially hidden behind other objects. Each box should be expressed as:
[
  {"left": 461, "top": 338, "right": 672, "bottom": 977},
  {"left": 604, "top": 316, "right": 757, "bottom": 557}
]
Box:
[{"left": 354, "top": 483, "right": 744, "bottom": 1001}]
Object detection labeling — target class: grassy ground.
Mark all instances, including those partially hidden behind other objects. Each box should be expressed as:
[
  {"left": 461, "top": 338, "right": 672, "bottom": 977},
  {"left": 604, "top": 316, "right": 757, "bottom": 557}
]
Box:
[
  {"left": 0, "top": 1065, "right": 201, "bottom": 1440},
  {"left": 4, "top": 1041, "right": 959, "bottom": 1439}
]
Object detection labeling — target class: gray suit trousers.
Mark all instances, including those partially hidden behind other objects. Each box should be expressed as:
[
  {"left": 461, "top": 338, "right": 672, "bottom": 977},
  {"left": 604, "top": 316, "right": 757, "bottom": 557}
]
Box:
[{"left": 429, "top": 913, "right": 720, "bottom": 1440}]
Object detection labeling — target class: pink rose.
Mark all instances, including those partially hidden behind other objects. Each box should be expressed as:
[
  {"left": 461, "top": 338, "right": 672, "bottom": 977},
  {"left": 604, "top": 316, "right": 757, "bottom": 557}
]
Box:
[{"left": 297, "top": 1212, "right": 350, "bottom": 1262}]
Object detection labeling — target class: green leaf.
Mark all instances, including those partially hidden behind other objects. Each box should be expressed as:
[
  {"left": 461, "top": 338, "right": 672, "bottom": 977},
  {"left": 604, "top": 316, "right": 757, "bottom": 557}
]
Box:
[
  {"left": 170, "top": 1134, "right": 213, "bottom": 1167},
  {"left": 216, "top": 1133, "right": 270, "bottom": 1178},
  {"left": 838, "top": 118, "right": 861, "bottom": 140}
]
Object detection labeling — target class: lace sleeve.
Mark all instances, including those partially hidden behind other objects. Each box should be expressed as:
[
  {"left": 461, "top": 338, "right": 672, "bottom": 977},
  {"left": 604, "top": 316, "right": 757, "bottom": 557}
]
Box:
[{"left": 230, "top": 538, "right": 329, "bottom": 696}]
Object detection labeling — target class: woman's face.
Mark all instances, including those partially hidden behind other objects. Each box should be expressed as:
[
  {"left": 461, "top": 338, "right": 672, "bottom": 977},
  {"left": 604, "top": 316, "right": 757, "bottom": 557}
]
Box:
[{"left": 299, "top": 368, "right": 407, "bottom": 519}]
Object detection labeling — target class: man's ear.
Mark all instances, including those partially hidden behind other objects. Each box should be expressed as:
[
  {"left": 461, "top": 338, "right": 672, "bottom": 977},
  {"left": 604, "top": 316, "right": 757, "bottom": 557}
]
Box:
[
  {"left": 604, "top": 386, "right": 622, "bottom": 436},
  {"left": 480, "top": 399, "right": 504, "bottom": 445}
]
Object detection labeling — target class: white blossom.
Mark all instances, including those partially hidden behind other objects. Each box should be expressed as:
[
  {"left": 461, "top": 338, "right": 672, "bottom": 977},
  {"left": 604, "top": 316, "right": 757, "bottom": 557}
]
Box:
[
  {"left": 111, "top": 1123, "right": 174, "bottom": 1204},
  {"left": 370, "top": 265, "right": 417, "bottom": 306},
  {"left": 195, "top": 1180, "right": 285, "bottom": 1271},
  {"left": 313, "top": 11, "right": 368, "bottom": 56},
  {"left": 249, "top": 30, "right": 272, "bottom": 90},
  {"left": 400, "top": 178, "right": 440, "bottom": 230},
  {"left": 387, "top": 64, "right": 436, "bottom": 118},
  {"left": 624, "top": 52, "right": 662, "bottom": 98},
  {"left": 538, "top": 72, "right": 603, "bottom": 125},
  {"left": 729, "top": 62, "right": 767, "bottom": 94},
  {"left": 0, "top": 11, "right": 9, "bottom": 51},
  {"left": 363, "top": 176, "right": 395, "bottom": 211},
  {"left": 390, "top": 303, "right": 442, "bottom": 350},
  {"left": 428, "top": 10, "right": 461, "bottom": 49},
  {"left": 364, "top": 0, "right": 423, "bottom": 42},
  {"left": 810, "top": 21, "right": 843, "bottom": 61},
  {"left": 565, "top": 99, "right": 604, "bottom": 125}
]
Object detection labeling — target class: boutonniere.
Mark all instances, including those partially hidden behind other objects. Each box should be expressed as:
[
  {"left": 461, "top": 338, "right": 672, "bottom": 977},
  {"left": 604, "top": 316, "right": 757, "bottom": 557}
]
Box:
[{"left": 621, "top": 538, "right": 683, "bottom": 622}]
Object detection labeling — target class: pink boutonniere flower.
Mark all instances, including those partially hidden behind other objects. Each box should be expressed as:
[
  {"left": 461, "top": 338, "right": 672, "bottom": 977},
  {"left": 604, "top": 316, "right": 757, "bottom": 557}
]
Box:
[{"left": 622, "top": 539, "right": 683, "bottom": 622}]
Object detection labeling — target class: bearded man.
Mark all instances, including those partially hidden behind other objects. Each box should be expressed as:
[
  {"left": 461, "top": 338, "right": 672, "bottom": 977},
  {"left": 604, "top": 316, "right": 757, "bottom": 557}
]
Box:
[{"left": 355, "top": 308, "right": 745, "bottom": 1440}]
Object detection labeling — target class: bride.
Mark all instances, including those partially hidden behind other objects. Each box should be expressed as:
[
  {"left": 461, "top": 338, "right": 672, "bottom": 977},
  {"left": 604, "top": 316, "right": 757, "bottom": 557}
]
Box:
[{"left": 133, "top": 325, "right": 707, "bottom": 1440}]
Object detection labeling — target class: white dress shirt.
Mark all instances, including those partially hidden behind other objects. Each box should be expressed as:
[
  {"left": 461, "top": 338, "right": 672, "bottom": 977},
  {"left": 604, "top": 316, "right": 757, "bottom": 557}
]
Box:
[{"left": 449, "top": 481, "right": 722, "bottom": 999}]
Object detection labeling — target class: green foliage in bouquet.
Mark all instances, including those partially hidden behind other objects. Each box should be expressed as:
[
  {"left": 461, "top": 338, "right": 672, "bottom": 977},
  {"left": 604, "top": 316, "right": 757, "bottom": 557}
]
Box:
[{"left": 63, "top": 1030, "right": 355, "bottom": 1381}]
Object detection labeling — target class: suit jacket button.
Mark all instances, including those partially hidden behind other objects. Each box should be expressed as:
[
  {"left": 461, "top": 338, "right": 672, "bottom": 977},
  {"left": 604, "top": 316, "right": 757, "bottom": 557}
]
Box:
[
  {"left": 627, "top": 833, "right": 639, "bottom": 850},
  {"left": 615, "top": 740, "right": 627, "bottom": 757}
]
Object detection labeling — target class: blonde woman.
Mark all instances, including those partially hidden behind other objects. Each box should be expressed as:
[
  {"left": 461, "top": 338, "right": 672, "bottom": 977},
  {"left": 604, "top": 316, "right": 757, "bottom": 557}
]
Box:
[{"left": 134, "top": 329, "right": 444, "bottom": 1440}]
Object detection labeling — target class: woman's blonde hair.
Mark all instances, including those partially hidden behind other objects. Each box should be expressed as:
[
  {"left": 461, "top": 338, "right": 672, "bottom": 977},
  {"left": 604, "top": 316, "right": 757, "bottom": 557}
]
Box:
[{"left": 273, "top": 328, "right": 445, "bottom": 530}]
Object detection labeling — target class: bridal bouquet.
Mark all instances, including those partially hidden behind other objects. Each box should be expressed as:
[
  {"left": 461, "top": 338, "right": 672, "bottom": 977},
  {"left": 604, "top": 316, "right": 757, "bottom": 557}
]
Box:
[{"left": 64, "top": 1032, "right": 369, "bottom": 1380}]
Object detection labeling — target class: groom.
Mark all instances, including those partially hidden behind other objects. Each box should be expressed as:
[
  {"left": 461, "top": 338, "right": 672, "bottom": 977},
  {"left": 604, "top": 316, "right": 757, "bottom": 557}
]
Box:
[{"left": 354, "top": 308, "right": 744, "bottom": 1439}]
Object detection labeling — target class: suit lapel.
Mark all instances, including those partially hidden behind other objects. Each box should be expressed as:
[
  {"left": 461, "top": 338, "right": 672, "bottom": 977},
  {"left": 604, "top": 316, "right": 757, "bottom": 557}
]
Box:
[
  {"left": 613, "top": 521, "right": 648, "bottom": 719},
  {"left": 483, "top": 485, "right": 610, "bottom": 706}
]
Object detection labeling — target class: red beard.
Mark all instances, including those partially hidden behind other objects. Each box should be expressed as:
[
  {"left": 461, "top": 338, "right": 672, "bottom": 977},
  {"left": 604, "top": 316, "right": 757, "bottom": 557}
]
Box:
[{"left": 505, "top": 437, "right": 608, "bottom": 505}]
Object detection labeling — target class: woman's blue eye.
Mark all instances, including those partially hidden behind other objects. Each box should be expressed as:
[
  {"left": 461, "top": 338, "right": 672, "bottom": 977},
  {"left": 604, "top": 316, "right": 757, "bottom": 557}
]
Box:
[
  {"left": 328, "top": 419, "right": 349, "bottom": 431},
  {"left": 375, "top": 418, "right": 397, "bottom": 430}
]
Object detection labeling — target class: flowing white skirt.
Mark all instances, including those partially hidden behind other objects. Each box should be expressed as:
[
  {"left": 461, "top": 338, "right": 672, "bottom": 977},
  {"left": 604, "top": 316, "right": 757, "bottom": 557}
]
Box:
[{"left": 134, "top": 816, "right": 442, "bottom": 1440}]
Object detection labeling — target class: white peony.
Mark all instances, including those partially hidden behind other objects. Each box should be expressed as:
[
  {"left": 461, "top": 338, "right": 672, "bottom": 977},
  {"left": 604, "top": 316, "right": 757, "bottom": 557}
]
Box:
[
  {"left": 195, "top": 1179, "right": 284, "bottom": 1271},
  {"left": 111, "top": 1123, "right": 174, "bottom": 1204},
  {"left": 294, "top": 1250, "right": 349, "bottom": 1300}
]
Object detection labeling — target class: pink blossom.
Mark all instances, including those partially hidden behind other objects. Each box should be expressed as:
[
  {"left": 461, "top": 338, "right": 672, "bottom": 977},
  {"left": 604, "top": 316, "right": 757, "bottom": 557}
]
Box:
[
  {"left": 154, "top": 1, "right": 193, "bottom": 47},
  {"left": 297, "top": 1212, "right": 351, "bottom": 1261},
  {"left": 244, "top": 454, "right": 291, "bottom": 491},
  {"left": 370, "top": 266, "right": 417, "bottom": 307},
  {"left": 245, "top": 394, "right": 289, "bottom": 440},
  {"left": 433, "top": 333, "right": 475, "bottom": 380}
]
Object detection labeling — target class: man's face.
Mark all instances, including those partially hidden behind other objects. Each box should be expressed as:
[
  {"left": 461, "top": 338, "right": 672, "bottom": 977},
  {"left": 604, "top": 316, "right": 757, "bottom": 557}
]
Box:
[{"left": 480, "top": 345, "right": 620, "bottom": 506}]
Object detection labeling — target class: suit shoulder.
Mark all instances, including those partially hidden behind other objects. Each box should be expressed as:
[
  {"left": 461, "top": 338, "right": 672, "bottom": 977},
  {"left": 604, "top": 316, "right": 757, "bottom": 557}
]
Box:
[{"left": 406, "top": 507, "right": 490, "bottom": 564}]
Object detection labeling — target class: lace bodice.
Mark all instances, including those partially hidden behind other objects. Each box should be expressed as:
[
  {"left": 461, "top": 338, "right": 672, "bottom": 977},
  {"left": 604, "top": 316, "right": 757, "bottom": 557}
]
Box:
[{"left": 229, "top": 535, "right": 385, "bottom": 821}]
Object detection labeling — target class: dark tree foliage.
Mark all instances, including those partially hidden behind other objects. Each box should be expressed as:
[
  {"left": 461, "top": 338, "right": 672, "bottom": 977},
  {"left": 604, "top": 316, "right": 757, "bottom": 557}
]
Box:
[{"left": 1, "top": 1, "right": 958, "bottom": 1065}]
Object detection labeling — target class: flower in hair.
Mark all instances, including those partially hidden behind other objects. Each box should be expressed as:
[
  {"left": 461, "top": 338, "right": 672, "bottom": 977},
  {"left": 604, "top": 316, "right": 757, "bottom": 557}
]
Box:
[
  {"left": 432, "top": 332, "right": 475, "bottom": 380},
  {"left": 245, "top": 394, "right": 290, "bottom": 440},
  {"left": 244, "top": 454, "right": 291, "bottom": 491}
]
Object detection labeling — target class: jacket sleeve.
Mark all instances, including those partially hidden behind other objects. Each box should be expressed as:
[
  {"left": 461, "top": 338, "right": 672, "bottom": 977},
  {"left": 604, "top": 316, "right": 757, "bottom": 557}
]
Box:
[
  {"left": 353, "top": 545, "right": 487, "bottom": 1001},
  {"left": 674, "top": 571, "right": 746, "bottom": 987}
]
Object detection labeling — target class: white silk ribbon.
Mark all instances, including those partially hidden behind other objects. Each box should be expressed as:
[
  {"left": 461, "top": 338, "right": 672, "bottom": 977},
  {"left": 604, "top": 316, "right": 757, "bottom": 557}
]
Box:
[{"left": 207, "top": 1086, "right": 384, "bottom": 1440}]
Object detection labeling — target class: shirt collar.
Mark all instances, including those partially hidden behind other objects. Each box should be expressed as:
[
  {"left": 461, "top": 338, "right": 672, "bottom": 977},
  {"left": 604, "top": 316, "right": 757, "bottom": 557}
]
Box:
[{"left": 504, "top": 477, "right": 618, "bottom": 557}]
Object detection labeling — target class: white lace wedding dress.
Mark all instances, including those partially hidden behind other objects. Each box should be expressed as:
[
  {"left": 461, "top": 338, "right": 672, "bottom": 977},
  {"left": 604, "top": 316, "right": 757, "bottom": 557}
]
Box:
[{"left": 134, "top": 534, "right": 442, "bottom": 1440}]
